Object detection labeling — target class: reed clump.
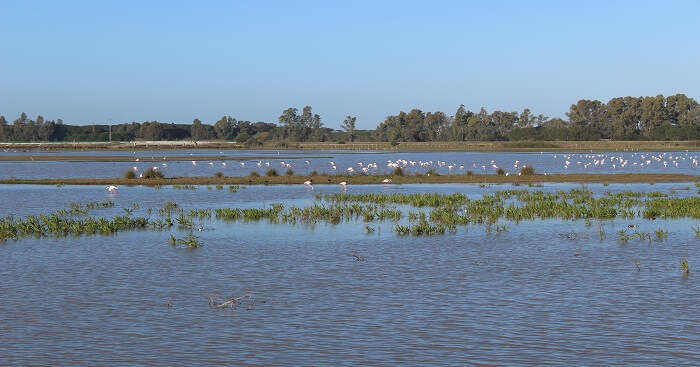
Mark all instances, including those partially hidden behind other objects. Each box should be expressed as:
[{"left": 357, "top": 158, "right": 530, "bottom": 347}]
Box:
[
  {"left": 142, "top": 167, "right": 165, "bottom": 179},
  {"left": 520, "top": 166, "right": 536, "bottom": 175}
]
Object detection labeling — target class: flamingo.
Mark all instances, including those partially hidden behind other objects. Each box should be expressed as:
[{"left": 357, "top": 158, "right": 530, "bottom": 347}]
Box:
[
  {"left": 105, "top": 185, "right": 118, "bottom": 192},
  {"left": 303, "top": 180, "right": 313, "bottom": 190}
]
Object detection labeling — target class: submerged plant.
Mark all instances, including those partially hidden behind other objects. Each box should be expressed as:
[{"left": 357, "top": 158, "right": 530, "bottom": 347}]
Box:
[
  {"left": 680, "top": 258, "right": 690, "bottom": 275},
  {"left": 654, "top": 229, "right": 669, "bottom": 240},
  {"left": 169, "top": 232, "right": 200, "bottom": 249}
]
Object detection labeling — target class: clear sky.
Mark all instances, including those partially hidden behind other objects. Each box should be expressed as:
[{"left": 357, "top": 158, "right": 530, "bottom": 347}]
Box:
[{"left": 1, "top": 0, "right": 699, "bottom": 129}]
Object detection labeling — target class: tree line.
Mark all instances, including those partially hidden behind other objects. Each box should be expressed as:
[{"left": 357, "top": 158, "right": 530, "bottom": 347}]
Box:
[{"left": 1, "top": 94, "right": 698, "bottom": 143}]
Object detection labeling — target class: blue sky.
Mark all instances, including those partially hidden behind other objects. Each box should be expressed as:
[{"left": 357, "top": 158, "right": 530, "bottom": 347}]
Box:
[{"left": 1, "top": 0, "right": 698, "bottom": 129}]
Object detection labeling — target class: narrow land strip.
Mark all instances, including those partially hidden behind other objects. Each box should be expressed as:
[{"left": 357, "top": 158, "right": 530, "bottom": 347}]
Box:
[
  {"left": 1, "top": 140, "right": 698, "bottom": 152},
  {"left": 0, "top": 155, "right": 330, "bottom": 162},
  {"left": 0, "top": 173, "right": 697, "bottom": 186}
]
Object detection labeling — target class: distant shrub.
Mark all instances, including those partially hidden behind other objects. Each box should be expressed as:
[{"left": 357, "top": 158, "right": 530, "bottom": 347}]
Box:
[
  {"left": 497, "top": 168, "right": 505, "bottom": 176},
  {"left": 143, "top": 167, "right": 165, "bottom": 179},
  {"left": 390, "top": 141, "right": 400, "bottom": 147},
  {"left": 235, "top": 132, "right": 250, "bottom": 143},
  {"left": 124, "top": 170, "right": 137, "bottom": 179},
  {"left": 266, "top": 168, "right": 278, "bottom": 177},
  {"left": 392, "top": 167, "right": 404, "bottom": 176},
  {"left": 520, "top": 165, "right": 536, "bottom": 175},
  {"left": 285, "top": 169, "right": 294, "bottom": 176},
  {"left": 249, "top": 171, "right": 260, "bottom": 177},
  {"left": 309, "top": 170, "right": 318, "bottom": 176},
  {"left": 336, "top": 140, "right": 346, "bottom": 144},
  {"left": 466, "top": 170, "right": 473, "bottom": 176},
  {"left": 245, "top": 136, "right": 261, "bottom": 147},
  {"left": 425, "top": 169, "right": 439, "bottom": 176},
  {"left": 214, "top": 171, "right": 224, "bottom": 178}
]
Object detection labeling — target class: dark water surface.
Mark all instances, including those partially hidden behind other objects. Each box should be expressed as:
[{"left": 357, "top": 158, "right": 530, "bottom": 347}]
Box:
[
  {"left": 1, "top": 183, "right": 698, "bottom": 366},
  {"left": 0, "top": 149, "right": 697, "bottom": 179}
]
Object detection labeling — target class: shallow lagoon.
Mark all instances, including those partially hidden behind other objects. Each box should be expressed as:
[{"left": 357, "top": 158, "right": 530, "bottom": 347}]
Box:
[
  {"left": 0, "top": 149, "right": 697, "bottom": 179},
  {"left": 1, "top": 182, "right": 698, "bottom": 365}
]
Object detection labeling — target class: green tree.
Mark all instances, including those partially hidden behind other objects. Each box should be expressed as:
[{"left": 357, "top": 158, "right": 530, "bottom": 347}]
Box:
[
  {"left": 214, "top": 116, "right": 237, "bottom": 140},
  {"left": 190, "top": 118, "right": 212, "bottom": 141},
  {"left": 0, "top": 115, "right": 7, "bottom": 141},
  {"left": 341, "top": 115, "right": 356, "bottom": 141}
]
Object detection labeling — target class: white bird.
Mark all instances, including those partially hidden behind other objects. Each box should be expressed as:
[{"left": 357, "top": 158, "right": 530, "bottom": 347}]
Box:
[
  {"left": 303, "top": 180, "right": 314, "bottom": 190},
  {"left": 382, "top": 178, "right": 392, "bottom": 184},
  {"left": 192, "top": 161, "right": 197, "bottom": 166},
  {"left": 339, "top": 181, "right": 347, "bottom": 191},
  {"left": 105, "top": 185, "right": 118, "bottom": 192}
]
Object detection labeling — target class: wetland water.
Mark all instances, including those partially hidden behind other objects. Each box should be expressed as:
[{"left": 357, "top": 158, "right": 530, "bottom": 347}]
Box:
[
  {"left": 1, "top": 182, "right": 699, "bottom": 365},
  {"left": 0, "top": 149, "right": 697, "bottom": 179}
]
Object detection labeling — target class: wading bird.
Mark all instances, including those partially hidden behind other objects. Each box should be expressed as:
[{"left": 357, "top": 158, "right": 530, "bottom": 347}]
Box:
[{"left": 304, "top": 180, "right": 313, "bottom": 190}]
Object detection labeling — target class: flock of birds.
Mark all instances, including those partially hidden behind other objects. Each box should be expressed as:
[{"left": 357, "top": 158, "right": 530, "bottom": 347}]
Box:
[
  {"left": 554, "top": 152, "right": 698, "bottom": 171},
  {"left": 125, "top": 150, "right": 697, "bottom": 179},
  {"left": 0, "top": 150, "right": 677, "bottom": 194},
  {"left": 107, "top": 151, "right": 697, "bottom": 193}
]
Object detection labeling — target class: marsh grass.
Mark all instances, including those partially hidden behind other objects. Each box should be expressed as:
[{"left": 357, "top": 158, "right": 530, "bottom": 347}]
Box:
[{"left": 1, "top": 189, "right": 697, "bottom": 244}]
